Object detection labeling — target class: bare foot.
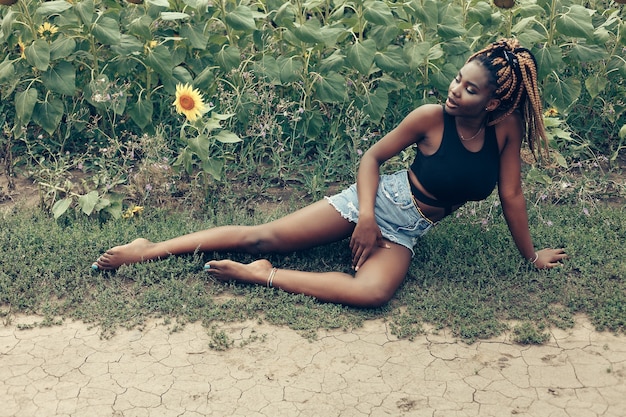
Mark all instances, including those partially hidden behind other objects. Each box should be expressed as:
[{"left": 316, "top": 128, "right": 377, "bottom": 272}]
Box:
[
  {"left": 94, "top": 238, "right": 160, "bottom": 270},
  {"left": 205, "top": 259, "right": 274, "bottom": 286}
]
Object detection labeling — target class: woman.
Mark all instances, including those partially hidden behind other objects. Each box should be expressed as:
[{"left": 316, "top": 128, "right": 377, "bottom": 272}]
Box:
[{"left": 94, "top": 39, "right": 567, "bottom": 307}]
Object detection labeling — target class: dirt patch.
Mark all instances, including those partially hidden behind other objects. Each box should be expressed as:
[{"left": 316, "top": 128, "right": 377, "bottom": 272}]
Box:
[{"left": 0, "top": 174, "right": 40, "bottom": 211}]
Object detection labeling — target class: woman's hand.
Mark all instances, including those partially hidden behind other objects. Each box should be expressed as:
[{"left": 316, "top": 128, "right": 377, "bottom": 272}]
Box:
[
  {"left": 532, "top": 248, "right": 567, "bottom": 269},
  {"left": 349, "top": 217, "right": 390, "bottom": 271}
]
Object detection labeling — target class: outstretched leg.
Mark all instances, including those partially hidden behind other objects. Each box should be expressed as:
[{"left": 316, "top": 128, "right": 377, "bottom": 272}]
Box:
[
  {"left": 94, "top": 200, "right": 355, "bottom": 270},
  {"left": 205, "top": 240, "right": 412, "bottom": 307}
]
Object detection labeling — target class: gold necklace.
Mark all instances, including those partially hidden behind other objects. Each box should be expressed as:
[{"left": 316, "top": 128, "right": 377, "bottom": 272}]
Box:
[{"left": 458, "top": 125, "right": 484, "bottom": 141}]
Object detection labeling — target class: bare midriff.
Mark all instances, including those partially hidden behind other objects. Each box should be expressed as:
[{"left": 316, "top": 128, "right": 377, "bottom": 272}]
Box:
[{"left": 407, "top": 170, "right": 462, "bottom": 223}]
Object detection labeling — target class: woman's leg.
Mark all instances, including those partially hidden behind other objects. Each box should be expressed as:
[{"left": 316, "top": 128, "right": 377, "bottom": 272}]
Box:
[
  {"left": 94, "top": 200, "right": 355, "bottom": 270},
  {"left": 205, "top": 240, "right": 412, "bottom": 307}
]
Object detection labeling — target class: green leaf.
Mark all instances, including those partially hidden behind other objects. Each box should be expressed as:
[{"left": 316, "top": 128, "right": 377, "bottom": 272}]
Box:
[
  {"left": 215, "top": 130, "right": 242, "bottom": 143},
  {"left": 403, "top": 41, "right": 430, "bottom": 71},
  {"left": 0, "top": 59, "right": 15, "bottom": 84},
  {"left": 112, "top": 34, "right": 144, "bottom": 56},
  {"left": 216, "top": 46, "right": 240, "bottom": 71},
  {"left": 128, "top": 94, "right": 154, "bottom": 129},
  {"left": 467, "top": 1, "right": 493, "bottom": 26},
  {"left": 278, "top": 56, "right": 303, "bottom": 83},
  {"left": 188, "top": 134, "right": 211, "bottom": 161},
  {"left": 15, "top": 88, "right": 38, "bottom": 125},
  {"left": 1, "top": 10, "right": 17, "bottom": 41},
  {"left": 303, "top": 110, "right": 322, "bottom": 138},
  {"left": 363, "top": 89, "right": 388, "bottom": 124},
  {"left": 180, "top": 23, "right": 208, "bottom": 49},
  {"left": 293, "top": 19, "right": 325, "bottom": 43},
  {"left": 91, "top": 16, "right": 121, "bottom": 45},
  {"left": 50, "top": 37, "right": 77, "bottom": 60},
  {"left": 363, "top": 0, "right": 394, "bottom": 26},
  {"left": 193, "top": 67, "right": 215, "bottom": 90},
  {"left": 319, "top": 50, "right": 345, "bottom": 72},
  {"left": 32, "top": 96, "right": 64, "bottom": 135},
  {"left": 517, "top": 29, "right": 547, "bottom": 50},
  {"left": 273, "top": 1, "right": 296, "bottom": 27},
  {"left": 73, "top": 0, "right": 94, "bottom": 26},
  {"left": 314, "top": 72, "right": 346, "bottom": 103},
  {"left": 78, "top": 191, "right": 99, "bottom": 216},
  {"left": 254, "top": 56, "right": 281, "bottom": 84},
  {"left": 173, "top": 148, "right": 195, "bottom": 175},
  {"left": 160, "top": 12, "right": 191, "bottom": 21},
  {"left": 534, "top": 45, "right": 562, "bottom": 80},
  {"left": 172, "top": 66, "right": 193, "bottom": 85},
  {"left": 377, "top": 74, "right": 406, "bottom": 93},
  {"left": 201, "top": 157, "right": 223, "bottom": 180},
  {"left": 318, "top": 26, "right": 346, "bottom": 47},
  {"left": 526, "top": 167, "right": 552, "bottom": 185},
  {"left": 584, "top": 75, "right": 607, "bottom": 99},
  {"left": 225, "top": 6, "right": 257, "bottom": 32},
  {"left": 555, "top": 5, "right": 594, "bottom": 40},
  {"left": 374, "top": 46, "right": 410, "bottom": 73},
  {"left": 36, "top": 0, "right": 73, "bottom": 15},
  {"left": 24, "top": 39, "right": 50, "bottom": 71},
  {"left": 567, "top": 43, "right": 608, "bottom": 62},
  {"left": 347, "top": 39, "right": 376, "bottom": 75},
  {"left": 93, "top": 197, "right": 111, "bottom": 213},
  {"left": 147, "top": 0, "right": 170, "bottom": 7},
  {"left": 42, "top": 61, "right": 76, "bottom": 96},
  {"left": 145, "top": 44, "right": 173, "bottom": 77},
  {"left": 52, "top": 198, "right": 72, "bottom": 219},
  {"left": 128, "top": 16, "right": 153, "bottom": 41},
  {"left": 543, "top": 74, "right": 581, "bottom": 112},
  {"left": 406, "top": 0, "right": 437, "bottom": 27},
  {"left": 619, "top": 124, "right": 626, "bottom": 141},
  {"left": 368, "top": 25, "right": 402, "bottom": 49}
]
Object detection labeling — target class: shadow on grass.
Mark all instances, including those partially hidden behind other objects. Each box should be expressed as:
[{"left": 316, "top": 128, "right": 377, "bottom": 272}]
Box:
[{"left": 0, "top": 200, "right": 624, "bottom": 345}]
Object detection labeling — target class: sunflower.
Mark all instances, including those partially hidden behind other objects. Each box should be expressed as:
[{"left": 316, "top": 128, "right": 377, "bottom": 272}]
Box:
[
  {"left": 122, "top": 205, "right": 144, "bottom": 219},
  {"left": 38, "top": 22, "right": 59, "bottom": 38},
  {"left": 544, "top": 108, "right": 559, "bottom": 117},
  {"left": 173, "top": 83, "right": 207, "bottom": 122},
  {"left": 17, "top": 37, "right": 26, "bottom": 59}
]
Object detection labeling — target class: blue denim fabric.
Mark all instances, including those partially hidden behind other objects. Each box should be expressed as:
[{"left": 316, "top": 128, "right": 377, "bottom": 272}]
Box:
[{"left": 325, "top": 170, "right": 433, "bottom": 256}]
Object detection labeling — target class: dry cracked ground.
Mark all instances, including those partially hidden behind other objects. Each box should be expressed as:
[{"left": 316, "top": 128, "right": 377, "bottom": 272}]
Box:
[{"left": 1, "top": 315, "right": 625, "bottom": 417}]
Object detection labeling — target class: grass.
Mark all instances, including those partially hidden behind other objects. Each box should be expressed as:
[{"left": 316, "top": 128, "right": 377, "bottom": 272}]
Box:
[{"left": 0, "top": 185, "right": 624, "bottom": 345}]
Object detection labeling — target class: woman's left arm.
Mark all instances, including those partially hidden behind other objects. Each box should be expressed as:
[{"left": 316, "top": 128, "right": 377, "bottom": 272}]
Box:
[{"left": 497, "top": 117, "right": 567, "bottom": 269}]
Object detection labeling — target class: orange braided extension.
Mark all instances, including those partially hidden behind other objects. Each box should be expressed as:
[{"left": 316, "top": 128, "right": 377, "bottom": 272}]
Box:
[{"left": 468, "top": 39, "right": 549, "bottom": 159}]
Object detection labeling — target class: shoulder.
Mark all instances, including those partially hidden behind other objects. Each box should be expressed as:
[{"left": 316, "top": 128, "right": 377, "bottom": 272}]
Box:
[
  {"left": 493, "top": 111, "right": 523, "bottom": 151},
  {"left": 400, "top": 104, "right": 444, "bottom": 129}
]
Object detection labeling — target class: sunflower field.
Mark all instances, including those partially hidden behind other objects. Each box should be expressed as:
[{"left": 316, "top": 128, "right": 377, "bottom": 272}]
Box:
[{"left": 0, "top": 0, "right": 625, "bottom": 217}]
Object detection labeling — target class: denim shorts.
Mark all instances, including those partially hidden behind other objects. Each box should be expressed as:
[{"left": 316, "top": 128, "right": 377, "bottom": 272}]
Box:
[{"left": 325, "top": 170, "right": 434, "bottom": 256}]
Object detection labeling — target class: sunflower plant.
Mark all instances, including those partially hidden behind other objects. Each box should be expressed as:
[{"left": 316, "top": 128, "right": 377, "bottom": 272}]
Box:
[{"left": 172, "top": 83, "right": 241, "bottom": 180}]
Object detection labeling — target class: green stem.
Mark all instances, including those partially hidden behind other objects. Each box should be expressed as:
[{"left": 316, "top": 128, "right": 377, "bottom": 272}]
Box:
[{"left": 547, "top": 0, "right": 558, "bottom": 45}]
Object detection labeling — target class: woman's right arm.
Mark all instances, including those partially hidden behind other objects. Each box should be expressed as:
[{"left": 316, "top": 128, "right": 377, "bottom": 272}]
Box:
[{"left": 350, "top": 104, "right": 441, "bottom": 270}]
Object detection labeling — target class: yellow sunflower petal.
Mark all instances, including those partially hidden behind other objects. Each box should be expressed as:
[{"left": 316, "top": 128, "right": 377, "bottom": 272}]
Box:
[{"left": 173, "top": 83, "right": 207, "bottom": 122}]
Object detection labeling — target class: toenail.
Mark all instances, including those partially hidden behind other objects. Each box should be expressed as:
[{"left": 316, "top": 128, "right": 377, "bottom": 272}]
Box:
[
  {"left": 203, "top": 264, "right": 211, "bottom": 271},
  {"left": 91, "top": 264, "right": 99, "bottom": 271}
]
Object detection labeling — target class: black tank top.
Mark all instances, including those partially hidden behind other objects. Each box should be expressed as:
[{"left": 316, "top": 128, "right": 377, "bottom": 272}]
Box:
[{"left": 409, "top": 107, "right": 500, "bottom": 208}]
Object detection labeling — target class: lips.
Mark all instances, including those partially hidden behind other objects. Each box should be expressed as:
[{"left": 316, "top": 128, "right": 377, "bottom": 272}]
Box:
[{"left": 446, "top": 97, "right": 458, "bottom": 108}]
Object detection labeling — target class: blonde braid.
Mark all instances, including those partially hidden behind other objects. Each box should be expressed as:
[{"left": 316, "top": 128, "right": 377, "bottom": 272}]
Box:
[{"left": 468, "top": 39, "right": 549, "bottom": 159}]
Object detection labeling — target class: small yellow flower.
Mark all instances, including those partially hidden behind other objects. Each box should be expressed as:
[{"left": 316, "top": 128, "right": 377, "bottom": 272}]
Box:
[
  {"left": 173, "top": 83, "right": 207, "bottom": 122},
  {"left": 17, "top": 37, "right": 26, "bottom": 59},
  {"left": 122, "top": 205, "right": 144, "bottom": 219},
  {"left": 38, "top": 22, "right": 59, "bottom": 38},
  {"left": 544, "top": 108, "right": 559, "bottom": 117}
]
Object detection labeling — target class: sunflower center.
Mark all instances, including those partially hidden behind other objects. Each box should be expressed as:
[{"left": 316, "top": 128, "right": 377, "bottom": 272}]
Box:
[{"left": 179, "top": 95, "right": 195, "bottom": 111}]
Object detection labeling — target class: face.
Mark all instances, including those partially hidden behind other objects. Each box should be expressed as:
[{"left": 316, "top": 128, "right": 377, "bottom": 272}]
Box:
[{"left": 445, "top": 60, "right": 498, "bottom": 117}]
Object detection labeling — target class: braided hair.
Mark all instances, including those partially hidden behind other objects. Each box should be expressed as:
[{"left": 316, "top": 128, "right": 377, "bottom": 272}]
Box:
[{"left": 468, "top": 38, "right": 548, "bottom": 158}]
